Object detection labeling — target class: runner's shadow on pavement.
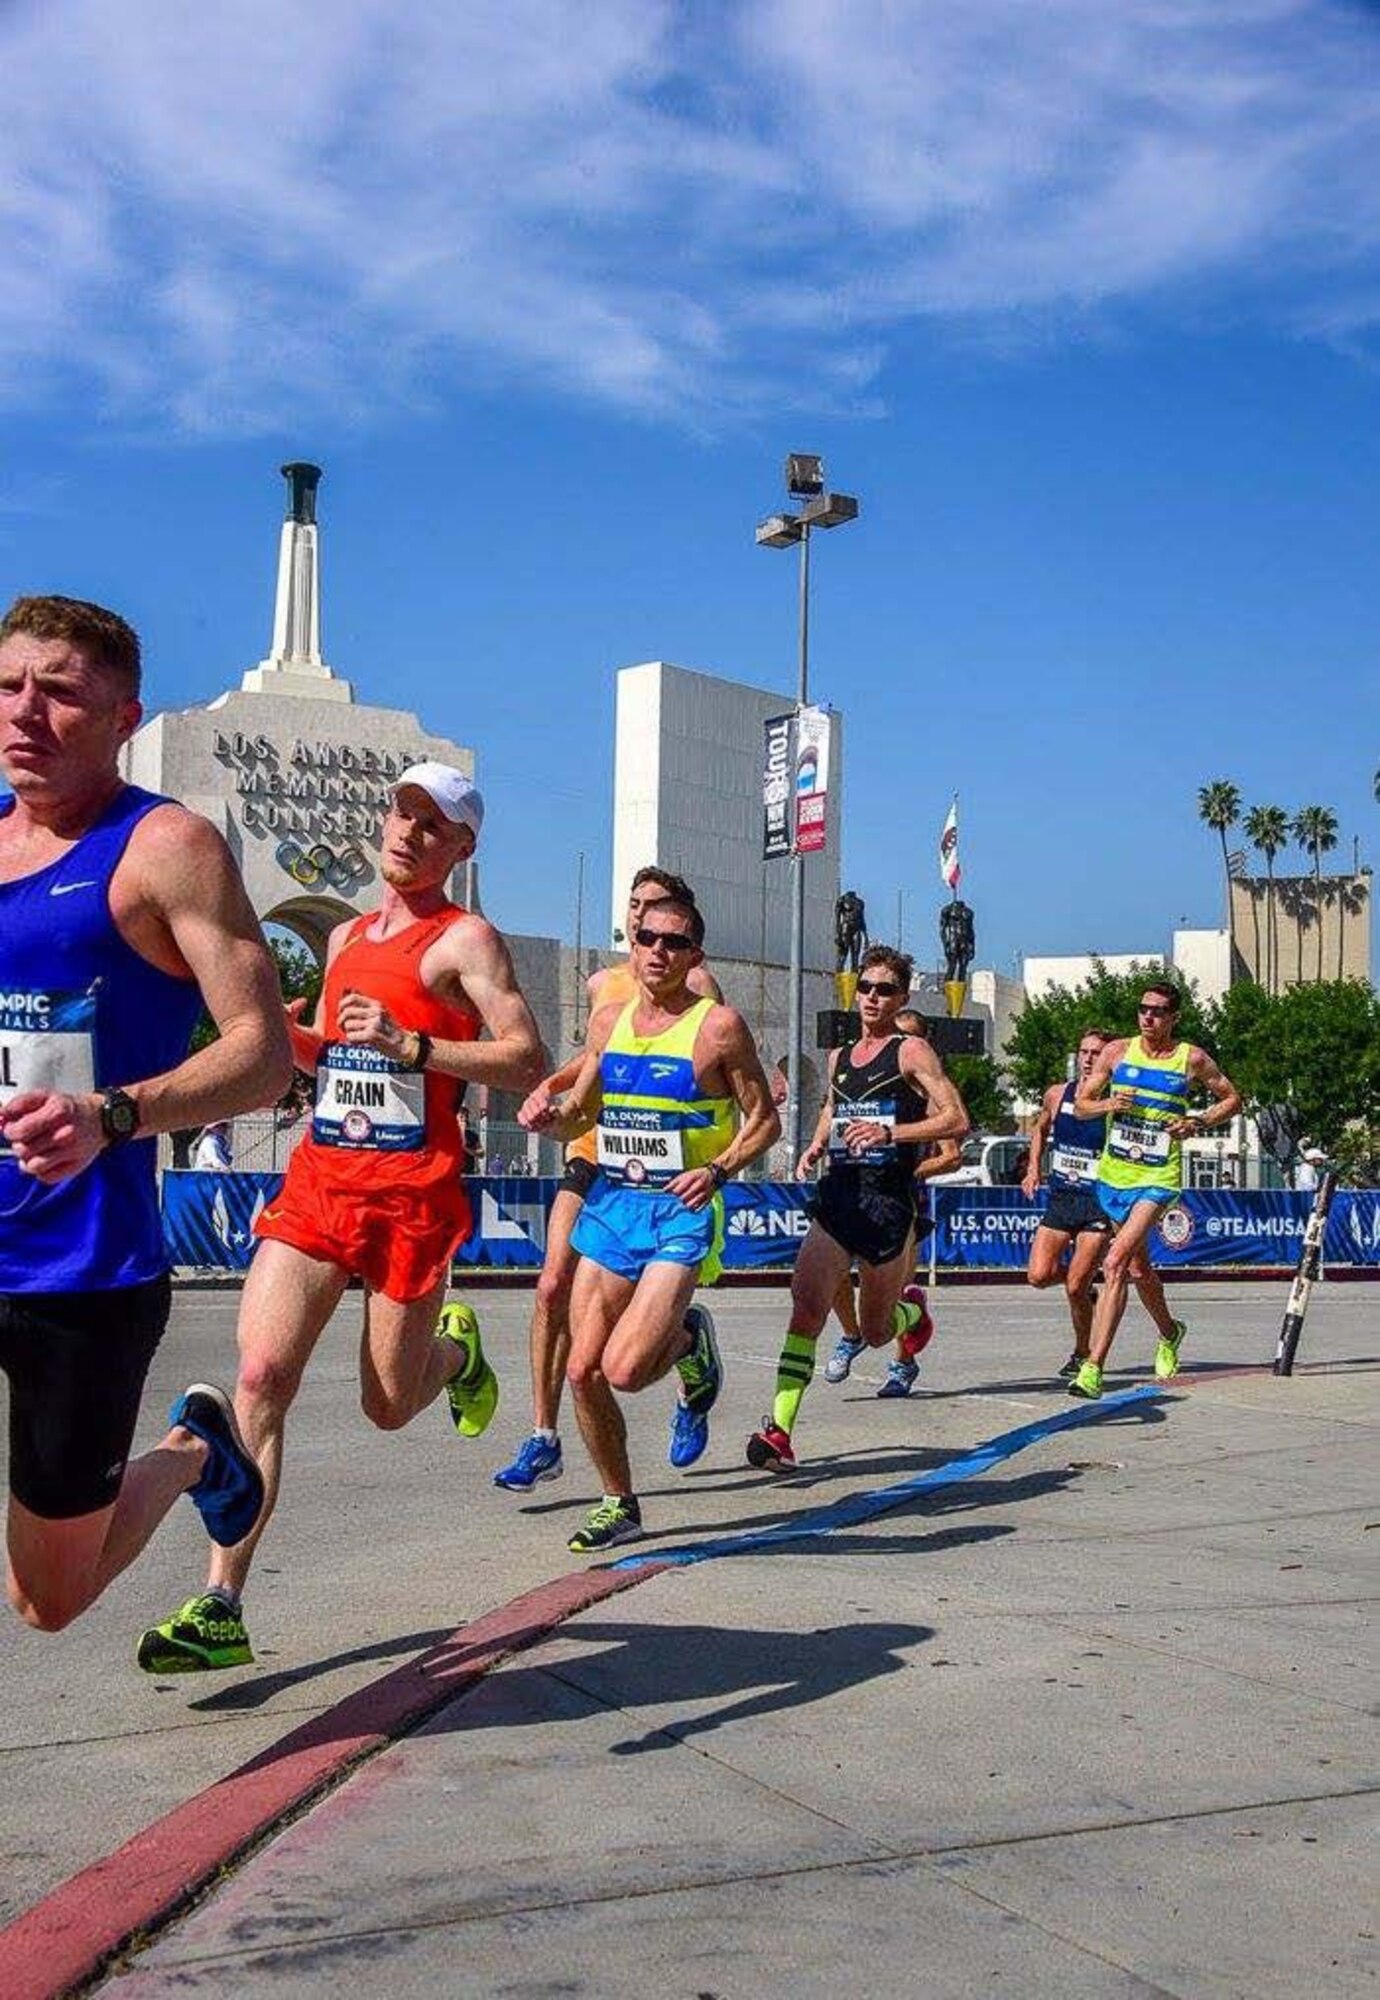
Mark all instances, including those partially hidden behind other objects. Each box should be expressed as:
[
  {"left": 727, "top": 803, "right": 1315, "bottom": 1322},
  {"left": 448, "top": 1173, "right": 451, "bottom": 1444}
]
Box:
[
  {"left": 431, "top": 1613, "right": 936, "bottom": 1757},
  {"left": 633, "top": 1463, "right": 1084, "bottom": 1548},
  {"left": 186, "top": 1627, "right": 454, "bottom": 1712}
]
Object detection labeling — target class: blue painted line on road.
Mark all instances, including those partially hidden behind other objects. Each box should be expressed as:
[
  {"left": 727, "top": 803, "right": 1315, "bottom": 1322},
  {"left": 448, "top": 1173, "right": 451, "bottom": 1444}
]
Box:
[{"left": 615, "top": 1383, "right": 1166, "bottom": 1569}]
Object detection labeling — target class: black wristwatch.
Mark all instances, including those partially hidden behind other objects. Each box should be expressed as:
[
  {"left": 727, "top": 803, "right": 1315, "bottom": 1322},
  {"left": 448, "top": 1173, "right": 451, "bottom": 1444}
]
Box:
[
  {"left": 408, "top": 1031, "right": 433, "bottom": 1072},
  {"left": 709, "top": 1162, "right": 730, "bottom": 1189},
  {"left": 99, "top": 1088, "right": 140, "bottom": 1147}
]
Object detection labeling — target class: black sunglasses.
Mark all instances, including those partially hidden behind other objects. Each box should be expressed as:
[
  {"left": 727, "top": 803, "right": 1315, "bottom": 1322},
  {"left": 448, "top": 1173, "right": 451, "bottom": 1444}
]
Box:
[
  {"left": 635, "top": 926, "right": 696, "bottom": 953},
  {"left": 1138, "top": 1002, "right": 1172, "bottom": 1016},
  {"left": 856, "top": 977, "right": 902, "bottom": 997}
]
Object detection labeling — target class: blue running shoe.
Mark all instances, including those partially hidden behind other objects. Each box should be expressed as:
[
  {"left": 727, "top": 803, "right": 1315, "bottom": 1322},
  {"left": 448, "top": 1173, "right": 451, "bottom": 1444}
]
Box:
[
  {"left": 493, "top": 1434, "right": 563, "bottom": 1491},
  {"left": 170, "top": 1384, "right": 264, "bottom": 1548},
  {"left": 824, "top": 1335, "right": 864, "bottom": 1384},
  {"left": 669, "top": 1399, "right": 709, "bottom": 1469},
  {"left": 876, "top": 1359, "right": 918, "bottom": 1399}
]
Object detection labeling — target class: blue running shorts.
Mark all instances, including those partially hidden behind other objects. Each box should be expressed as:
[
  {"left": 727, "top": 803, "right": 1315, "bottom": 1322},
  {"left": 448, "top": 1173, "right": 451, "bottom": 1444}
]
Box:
[
  {"left": 571, "top": 1177, "right": 724, "bottom": 1283},
  {"left": 1097, "top": 1182, "right": 1176, "bottom": 1228}
]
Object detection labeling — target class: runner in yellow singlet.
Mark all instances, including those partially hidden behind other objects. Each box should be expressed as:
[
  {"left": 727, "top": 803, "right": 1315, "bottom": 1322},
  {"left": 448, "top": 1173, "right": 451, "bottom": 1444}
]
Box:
[
  {"left": 519, "top": 892, "right": 777, "bottom": 1552},
  {"left": 1068, "top": 979, "right": 1239, "bottom": 1399},
  {"left": 494, "top": 870, "right": 721, "bottom": 1493}
]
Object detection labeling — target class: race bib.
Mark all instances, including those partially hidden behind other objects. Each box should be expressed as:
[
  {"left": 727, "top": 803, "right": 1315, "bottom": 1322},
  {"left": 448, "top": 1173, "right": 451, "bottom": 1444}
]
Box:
[
  {"left": 829, "top": 1098, "right": 897, "bottom": 1166},
  {"left": 313, "top": 1044, "right": 425, "bottom": 1152},
  {"left": 597, "top": 1104, "right": 685, "bottom": 1187},
  {"left": 1050, "top": 1143, "right": 1098, "bottom": 1183},
  {"left": 0, "top": 986, "right": 97, "bottom": 1156},
  {"left": 1108, "top": 1112, "right": 1172, "bottom": 1168}
]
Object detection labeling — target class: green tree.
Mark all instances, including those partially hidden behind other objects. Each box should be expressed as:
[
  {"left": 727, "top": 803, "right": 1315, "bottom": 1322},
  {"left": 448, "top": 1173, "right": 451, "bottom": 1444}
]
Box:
[
  {"left": 1197, "top": 779, "right": 1241, "bottom": 967},
  {"left": 1292, "top": 804, "right": 1338, "bottom": 982},
  {"left": 1243, "top": 803, "right": 1289, "bottom": 994},
  {"left": 947, "top": 1054, "right": 1012, "bottom": 1134},
  {"left": 1209, "top": 978, "right": 1380, "bottom": 1172},
  {"left": 1004, "top": 960, "right": 1215, "bottom": 1102}
]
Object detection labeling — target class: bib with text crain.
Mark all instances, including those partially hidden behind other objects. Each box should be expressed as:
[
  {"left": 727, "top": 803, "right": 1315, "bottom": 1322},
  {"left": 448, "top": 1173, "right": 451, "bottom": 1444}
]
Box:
[
  {"left": 0, "top": 986, "right": 96, "bottom": 1156},
  {"left": 312, "top": 1043, "right": 425, "bottom": 1151}
]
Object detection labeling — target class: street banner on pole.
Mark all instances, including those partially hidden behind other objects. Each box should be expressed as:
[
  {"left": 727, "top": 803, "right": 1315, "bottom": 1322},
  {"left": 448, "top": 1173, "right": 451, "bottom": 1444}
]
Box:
[
  {"left": 794, "top": 704, "right": 831, "bottom": 854},
  {"left": 939, "top": 796, "right": 960, "bottom": 891},
  {"left": 762, "top": 712, "right": 794, "bottom": 859}
]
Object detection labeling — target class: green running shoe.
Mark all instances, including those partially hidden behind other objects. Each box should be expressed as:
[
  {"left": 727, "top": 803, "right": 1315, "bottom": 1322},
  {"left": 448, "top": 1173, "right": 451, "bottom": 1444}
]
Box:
[
  {"left": 136, "top": 1593, "right": 252, "bottom": 1674},
  {"left": 1155, "top": 1318, "right": 1188, "bottom": 1380},
  {"left": 567, "top": 1496, "right": 643, "bottom": 1555},
  {"left": 438, "top": 1301, "right": 499, "bottom": 1438},
  {"left": 1067, "top": 1359, "right": 1103, "bottom": 1400}
]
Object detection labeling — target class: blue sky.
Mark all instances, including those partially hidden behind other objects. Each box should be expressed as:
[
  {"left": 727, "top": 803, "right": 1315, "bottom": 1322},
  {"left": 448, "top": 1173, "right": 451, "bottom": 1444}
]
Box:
[{"left": 2, "top": 0, "right": 1377, "bottom": 978}]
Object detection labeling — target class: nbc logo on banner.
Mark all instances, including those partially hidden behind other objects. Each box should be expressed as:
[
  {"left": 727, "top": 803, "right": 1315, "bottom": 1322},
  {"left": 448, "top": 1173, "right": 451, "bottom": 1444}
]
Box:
[{"left": 939, "top": 797, "right": 960, "bottom": 891}]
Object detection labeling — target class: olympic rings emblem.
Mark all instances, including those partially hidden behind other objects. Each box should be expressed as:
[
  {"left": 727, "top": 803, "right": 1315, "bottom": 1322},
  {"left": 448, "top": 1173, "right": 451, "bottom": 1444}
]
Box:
[{"left": 275, "top": 839, "right": 373, "bottom": 893}]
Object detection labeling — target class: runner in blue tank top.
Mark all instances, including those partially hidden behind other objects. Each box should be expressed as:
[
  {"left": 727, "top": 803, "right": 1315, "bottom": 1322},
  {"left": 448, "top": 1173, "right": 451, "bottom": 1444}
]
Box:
[
  {"left": 0, "top": 594, "right": 290, "bottom": 1637},
  {"left": 1024, "top": 1028, "right": 1191, "bottom": 1379}
]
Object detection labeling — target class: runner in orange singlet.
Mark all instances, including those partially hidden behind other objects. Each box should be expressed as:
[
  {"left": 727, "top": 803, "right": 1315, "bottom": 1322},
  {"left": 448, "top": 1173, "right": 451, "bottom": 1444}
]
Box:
[
  {"left": 137, "top": 764, "right": 544, "bottom": 1672},
  {"left": 492, "top": 869, "right": 720, "bottom": 1493}
]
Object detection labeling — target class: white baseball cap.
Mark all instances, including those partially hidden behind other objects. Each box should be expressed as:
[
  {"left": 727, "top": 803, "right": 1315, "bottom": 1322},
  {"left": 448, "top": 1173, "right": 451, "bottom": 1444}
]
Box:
[{"left": 394, "top": 762, "right": 484, "bottom": 838}]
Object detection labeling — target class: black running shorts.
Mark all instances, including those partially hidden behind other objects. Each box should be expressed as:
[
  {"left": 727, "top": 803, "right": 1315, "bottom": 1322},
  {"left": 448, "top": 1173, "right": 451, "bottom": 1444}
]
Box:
[
  {"left": 0, "top": 1275, "right": 172, "bottom": 1518},
  {"left": 808, "top": 1171, "right": 919, "bottom": 1267},
  {"left": 1041, "top": 1186, "right": 1111, "bottom": 1238}
]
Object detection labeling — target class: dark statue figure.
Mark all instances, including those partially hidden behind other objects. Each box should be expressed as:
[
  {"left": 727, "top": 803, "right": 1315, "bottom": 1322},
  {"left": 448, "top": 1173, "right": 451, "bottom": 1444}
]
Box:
[
  {"left": 940, "top": 898, "right": 975, "bottom": 985},
  {"left": 835, "top": 889, "right": 868, "bottom": 973}
]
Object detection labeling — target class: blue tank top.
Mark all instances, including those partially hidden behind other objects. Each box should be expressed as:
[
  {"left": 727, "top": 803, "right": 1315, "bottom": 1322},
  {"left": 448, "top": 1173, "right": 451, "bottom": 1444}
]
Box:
[
  {"left": 0, "top": 786, "right": 203, "bottom": 1292},
  {"left": 1047, "top": 1082, "right": 1106, "bottom": 1192}
]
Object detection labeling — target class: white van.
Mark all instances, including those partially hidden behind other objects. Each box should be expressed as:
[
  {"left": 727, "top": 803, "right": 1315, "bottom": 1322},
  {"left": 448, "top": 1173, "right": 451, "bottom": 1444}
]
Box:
[{"left": 931, "top": 1133, "right": 1028, "bottom": 1188}]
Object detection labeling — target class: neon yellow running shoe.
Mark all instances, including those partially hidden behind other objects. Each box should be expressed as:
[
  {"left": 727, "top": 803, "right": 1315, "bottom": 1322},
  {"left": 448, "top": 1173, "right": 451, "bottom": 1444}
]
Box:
[
  {"left": 437, "top": 1302, "right": 499, "bottom": 1438},
  {"left": 136, "top": 1592, "right": 252, "bottom": 1673},
  {"left": 1155, "top": 1318, "right": 1188, "bottom": 1380},
  {"left": 1067, "top": 1359, "right": 1103, "bottom": 1400}
]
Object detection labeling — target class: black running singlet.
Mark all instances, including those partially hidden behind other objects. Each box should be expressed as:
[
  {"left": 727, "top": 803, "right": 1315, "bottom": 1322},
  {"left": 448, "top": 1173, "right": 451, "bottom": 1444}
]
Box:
[{"left": 826, "top": 1038, "right": 929, "bottom": 1181}]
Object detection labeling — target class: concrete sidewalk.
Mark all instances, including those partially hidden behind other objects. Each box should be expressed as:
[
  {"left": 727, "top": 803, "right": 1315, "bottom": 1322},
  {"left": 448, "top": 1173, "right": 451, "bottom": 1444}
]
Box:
[{"left": 2, "top": 1285, "right": 1376, "bottom": 1996}]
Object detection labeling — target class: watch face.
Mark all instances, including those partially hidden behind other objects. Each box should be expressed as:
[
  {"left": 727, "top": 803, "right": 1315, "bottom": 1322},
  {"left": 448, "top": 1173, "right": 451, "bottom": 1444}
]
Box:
[{"left": 104, "top": 1092, "right": 138, "bottom": 1140}]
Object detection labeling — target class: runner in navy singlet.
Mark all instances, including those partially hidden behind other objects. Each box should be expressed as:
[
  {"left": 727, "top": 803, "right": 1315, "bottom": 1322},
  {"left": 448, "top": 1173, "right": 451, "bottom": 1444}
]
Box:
[{"left": 0, "top": 594, "right": 290, "bottom": 1636}]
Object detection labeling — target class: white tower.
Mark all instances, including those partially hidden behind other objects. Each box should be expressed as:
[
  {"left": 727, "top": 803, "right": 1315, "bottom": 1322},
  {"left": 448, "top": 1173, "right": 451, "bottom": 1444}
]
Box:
[{"left": 241, "top": 462, "right": 353, "bottom": 702}]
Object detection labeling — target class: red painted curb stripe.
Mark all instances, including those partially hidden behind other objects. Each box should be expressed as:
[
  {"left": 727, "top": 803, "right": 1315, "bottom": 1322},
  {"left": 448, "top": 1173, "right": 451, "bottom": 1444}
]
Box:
[{"left": 0, "top": 1559, "right": 669, "bottom": 2000}]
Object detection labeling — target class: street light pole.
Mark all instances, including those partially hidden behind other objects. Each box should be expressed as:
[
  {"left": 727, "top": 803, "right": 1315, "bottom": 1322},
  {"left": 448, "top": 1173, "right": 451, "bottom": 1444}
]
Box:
[
  {"left": 755, "top": 454, "right": 858, "bottom": 1166},
  {"left": 786, "top": 520, "right": 812, "bottom": 1162}
]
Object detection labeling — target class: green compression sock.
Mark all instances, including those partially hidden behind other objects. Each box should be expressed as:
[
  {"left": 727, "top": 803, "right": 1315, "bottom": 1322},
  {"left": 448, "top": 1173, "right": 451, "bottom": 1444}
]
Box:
[
  {"left": 892, "top": 1299, "right": 923, "bottom": 1339},
  {"left": 772, "top": 1331, "right": 817, "bottom": 1434}
]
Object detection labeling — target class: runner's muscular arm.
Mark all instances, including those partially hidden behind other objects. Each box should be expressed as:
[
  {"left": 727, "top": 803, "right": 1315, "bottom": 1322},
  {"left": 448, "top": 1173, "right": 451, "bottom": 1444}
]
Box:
[
  {"left": 1, "top": 810, "right": 293, "bottom": 1183},
  {"left": 1073, "top": 1041, "right": 1132, "bottom": 1121},
  {"left": 1170, "top": 1049, "right": 1241, "bottom": 1137},
  {"left": 518, "top": 1000, "right": 619, "bottom": 1139},
  {"left": 892, "top": 1038, "right": 969, "bottom": 1147},
  {"left": 666, "top": 1008, "right": 780, "bottom": 1212},
  {"left": 1021, "top": 1083, "right": 1061, "bottom": 1197}
]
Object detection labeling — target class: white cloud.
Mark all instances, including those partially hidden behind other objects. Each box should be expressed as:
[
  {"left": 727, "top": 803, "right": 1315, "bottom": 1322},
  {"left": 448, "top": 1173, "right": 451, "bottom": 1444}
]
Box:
[{"left": 0, "top": 0, "right": 1375, "bottom": 429}]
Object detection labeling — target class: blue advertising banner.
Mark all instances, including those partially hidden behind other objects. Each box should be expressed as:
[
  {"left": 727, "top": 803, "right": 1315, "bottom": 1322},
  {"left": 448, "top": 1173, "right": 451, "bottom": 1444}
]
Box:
[
  {"left": 1326, "top": 1191, "right": 1380, "bottom": 1267},
  {"left": 162, "top": 1175, "right": 1380, "bottom": 1274}
]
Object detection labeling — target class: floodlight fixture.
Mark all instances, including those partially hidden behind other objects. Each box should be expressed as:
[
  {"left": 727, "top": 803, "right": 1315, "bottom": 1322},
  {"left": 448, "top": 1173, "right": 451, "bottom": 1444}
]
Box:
[
  {"left": 801, "top": 491, "right": 859, "bottom": 530},
  {"left": 786, "top": 452, "right": 825, "bottom": 499},
  {"left": 755, "top": 514, "right": 805, "bottom": 549}
]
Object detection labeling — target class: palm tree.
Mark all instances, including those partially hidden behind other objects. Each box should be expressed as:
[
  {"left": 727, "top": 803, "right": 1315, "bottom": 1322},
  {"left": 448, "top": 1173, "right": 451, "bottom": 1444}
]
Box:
[
  {"left": 1198, "top": 780, "right": 1241, "bottom": 970},
  {"left": 1244, "top": 804, "right": 1289, "bottom": 993},
  {"left": 1292, "top": 805, "right": 1339, "bottom": 981}
]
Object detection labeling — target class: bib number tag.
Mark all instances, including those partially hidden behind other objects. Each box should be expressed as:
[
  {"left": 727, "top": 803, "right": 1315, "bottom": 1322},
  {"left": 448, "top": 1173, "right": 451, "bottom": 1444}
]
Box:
[
  {"left": 1108, "top": 1113, "right": 1171, "bottom": 1167},
  {"left": 1050, "top": 1143, "right": 1097, "bottom": 1183},
  {"left": 829, "top": 1099, "right": 897, "bottom": 1166},
  {"left": 597, "top": 1105, "right": 684, "bottom": 1187},
  {"left": 313, "top": 1045, "right": 425, "bottom": 1151},
  {"left": 0, "top": 987, "right": 97, "bottom": 1157}
]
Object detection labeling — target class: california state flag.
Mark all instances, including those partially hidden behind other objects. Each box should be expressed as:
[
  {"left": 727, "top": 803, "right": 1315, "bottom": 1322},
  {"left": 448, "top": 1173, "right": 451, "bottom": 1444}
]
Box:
[{"left": 939, "top": 798, "right": 960, "bottom": 891}]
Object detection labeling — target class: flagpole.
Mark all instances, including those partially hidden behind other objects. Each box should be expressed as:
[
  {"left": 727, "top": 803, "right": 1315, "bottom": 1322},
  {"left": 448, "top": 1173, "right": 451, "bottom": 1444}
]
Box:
[{"left": 786, "top": 523, "right": 812, "bottom": 1163}]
